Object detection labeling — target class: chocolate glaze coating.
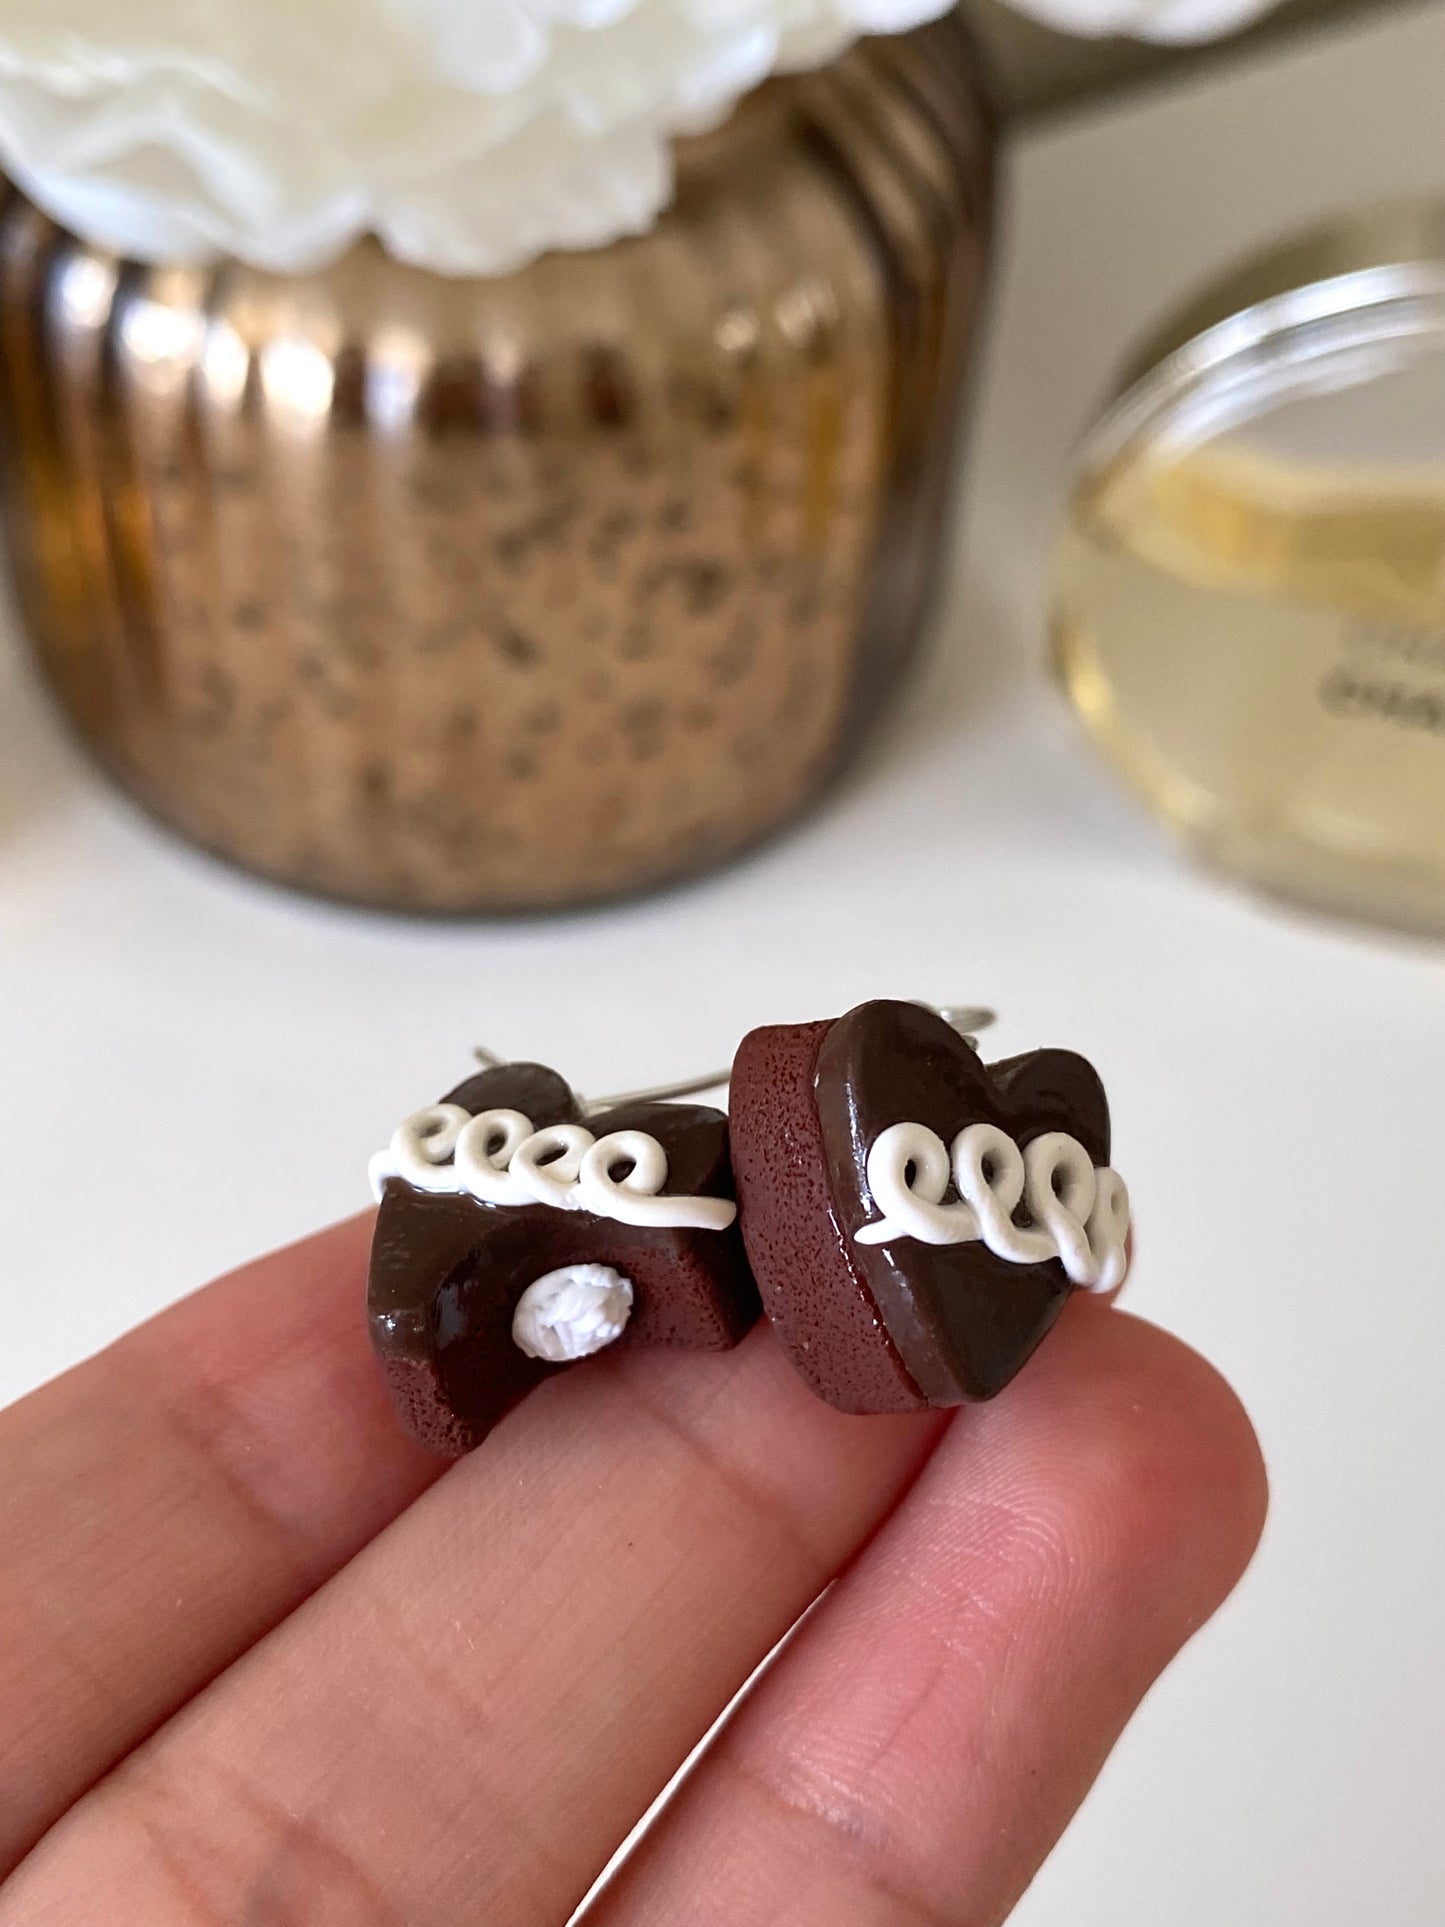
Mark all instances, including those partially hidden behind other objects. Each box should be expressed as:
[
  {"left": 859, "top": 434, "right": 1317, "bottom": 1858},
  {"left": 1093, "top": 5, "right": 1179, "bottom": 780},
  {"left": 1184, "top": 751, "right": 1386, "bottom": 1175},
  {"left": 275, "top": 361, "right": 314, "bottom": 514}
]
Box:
[
  {"left": 368, "top": 1061, "right": 759, "bottom": 1454},
  {"left": 731, "top": 1000, "right": 1112, "bottom": 1414}
]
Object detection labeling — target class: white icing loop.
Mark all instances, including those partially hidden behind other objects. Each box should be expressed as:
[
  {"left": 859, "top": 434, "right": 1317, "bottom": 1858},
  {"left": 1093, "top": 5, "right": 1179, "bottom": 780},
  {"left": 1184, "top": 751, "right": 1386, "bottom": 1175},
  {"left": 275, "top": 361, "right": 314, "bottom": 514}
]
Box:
[
  {"left": 577, "top": 1130, "right": 738, "bottom": 1232},
  {"left": 855, "top": 1118, "right": 1130, "bottom": 1290},
  {"left": 370, "top": 1104, "right": 737, "bottom": 1231},
  {"left": 953, "top": 1123, "right": 1054, "bottom": 1267},
  {"left": 856, "top": 1122, "right": 978, "bottom": 1247},
  {"left": 369, "top": 1103, "right": 470, "bottom": 1200},
  {"left": 512, "top": 1264, "right": 634, "bottom": 1363},
  {"left": 453, "top": 1108, "right": 536, "bottom": 1206},
  {"left": 511, "top": 1123, "right": 597, "bottom": 1211},
  {"left": 1022, "top": 1131, "right": 1099, "bottom": 1283},
  {"left": 1085, "top": 1168, "right": 1131, "bottom": 1293}
]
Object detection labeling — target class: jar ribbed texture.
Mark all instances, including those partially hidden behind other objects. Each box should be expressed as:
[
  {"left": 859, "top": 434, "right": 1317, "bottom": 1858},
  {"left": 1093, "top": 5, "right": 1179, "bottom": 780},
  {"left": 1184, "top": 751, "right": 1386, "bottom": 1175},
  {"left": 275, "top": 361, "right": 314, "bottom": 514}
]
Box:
[{"left": 0, "top": 19, "right": 993, "bottom": 911}]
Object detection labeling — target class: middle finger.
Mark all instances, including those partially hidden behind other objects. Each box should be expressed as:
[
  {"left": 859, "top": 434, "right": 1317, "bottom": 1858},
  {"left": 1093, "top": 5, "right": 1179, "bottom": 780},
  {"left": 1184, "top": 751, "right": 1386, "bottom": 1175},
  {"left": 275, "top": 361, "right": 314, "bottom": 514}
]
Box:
[{"left": 5, "top": 1324, "right": 945, "bottom": 1926}]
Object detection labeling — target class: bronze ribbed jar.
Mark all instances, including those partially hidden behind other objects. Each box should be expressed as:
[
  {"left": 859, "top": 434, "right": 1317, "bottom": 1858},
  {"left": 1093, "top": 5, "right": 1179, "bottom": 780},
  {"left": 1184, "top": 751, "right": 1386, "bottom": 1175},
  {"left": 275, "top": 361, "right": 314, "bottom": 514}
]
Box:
[{"left": 0, "top": 18, "right": 993, "bottom": 912}]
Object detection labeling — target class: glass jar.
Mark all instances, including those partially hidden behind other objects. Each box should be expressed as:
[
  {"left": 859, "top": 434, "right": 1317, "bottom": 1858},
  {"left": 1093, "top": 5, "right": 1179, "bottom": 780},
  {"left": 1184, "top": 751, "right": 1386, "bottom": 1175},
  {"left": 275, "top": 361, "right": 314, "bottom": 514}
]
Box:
[
  {"left": 1053, "top": 199, "right": 1445, "bottom": 935},
  {"left": 0, "top": 19, "right": 994, "bottom": 914}
]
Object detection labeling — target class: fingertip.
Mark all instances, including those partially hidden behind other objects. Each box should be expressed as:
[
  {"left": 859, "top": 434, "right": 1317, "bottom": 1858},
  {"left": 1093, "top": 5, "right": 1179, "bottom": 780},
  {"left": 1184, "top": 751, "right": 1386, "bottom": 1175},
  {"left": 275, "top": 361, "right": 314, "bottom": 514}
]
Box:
[
  {"left": 1120, "top": 1310, "right": 1270, "bottom": 1612},
  {"left": 1011, "top": 1299, "right": 1268, "bottom": 1646}
]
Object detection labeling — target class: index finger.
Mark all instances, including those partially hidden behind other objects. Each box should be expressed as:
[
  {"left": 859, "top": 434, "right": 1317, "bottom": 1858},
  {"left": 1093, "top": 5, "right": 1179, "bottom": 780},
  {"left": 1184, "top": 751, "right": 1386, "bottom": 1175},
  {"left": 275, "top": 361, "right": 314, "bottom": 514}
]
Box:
[{"left": 0, "top": 1215, "right": 441, "bottom": 1874}]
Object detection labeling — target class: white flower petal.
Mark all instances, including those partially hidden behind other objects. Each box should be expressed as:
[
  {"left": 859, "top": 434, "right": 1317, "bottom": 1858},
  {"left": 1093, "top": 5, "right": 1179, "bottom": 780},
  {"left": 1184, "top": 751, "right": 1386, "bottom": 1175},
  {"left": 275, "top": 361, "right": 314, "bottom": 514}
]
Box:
[
  {"left": 0, "top": 0, "right": 961, "bottom": 275},
  {"left": 1003, "top": 0, "right": 1273, "bottom": 38}
]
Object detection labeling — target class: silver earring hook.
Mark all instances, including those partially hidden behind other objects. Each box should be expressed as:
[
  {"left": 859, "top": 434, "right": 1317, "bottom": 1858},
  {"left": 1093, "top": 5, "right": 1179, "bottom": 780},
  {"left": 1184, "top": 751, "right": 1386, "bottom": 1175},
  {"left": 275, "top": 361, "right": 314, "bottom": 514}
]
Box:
[
  {"left": 472, "top": 1003, "right": 995, "bottom": 1109},
  {"left": 582, "top": 1068, "right": 733, "bottom": 1112},
  {"left": 931, "top": 1005, "right": 996, "bottom": 1051},
  {"left": 474, "top": 1044, "right": 730, "bottom": 1112}
]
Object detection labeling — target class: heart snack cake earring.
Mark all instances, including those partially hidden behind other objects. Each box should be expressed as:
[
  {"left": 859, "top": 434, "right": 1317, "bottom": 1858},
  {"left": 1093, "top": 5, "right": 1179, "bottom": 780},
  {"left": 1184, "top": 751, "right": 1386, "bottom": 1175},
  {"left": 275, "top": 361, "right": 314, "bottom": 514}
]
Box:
[
  {"left": 366, "top": 1002, "right": 1130, "bottom": 1451},
  {"left": 367, "top": 1052, "right": 759, "bottom": 1454},
  {"left": 728, "top": 999, "right": 1130, "bottom": 1414}
]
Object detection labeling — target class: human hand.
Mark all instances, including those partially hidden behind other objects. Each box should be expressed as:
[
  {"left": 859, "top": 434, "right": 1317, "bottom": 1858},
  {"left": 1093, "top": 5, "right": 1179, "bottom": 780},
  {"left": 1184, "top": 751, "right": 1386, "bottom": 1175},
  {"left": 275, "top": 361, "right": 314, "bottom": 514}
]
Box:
[{"left": 0, "top": 1217, "right": 1265, "bottom": 1924}]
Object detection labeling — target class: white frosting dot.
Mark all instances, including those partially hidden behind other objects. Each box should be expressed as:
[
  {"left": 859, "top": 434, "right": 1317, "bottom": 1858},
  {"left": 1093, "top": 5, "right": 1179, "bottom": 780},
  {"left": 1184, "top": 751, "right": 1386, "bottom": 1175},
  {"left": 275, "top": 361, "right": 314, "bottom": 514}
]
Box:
[{"left": 511, "top": 1264, "right": 634, "bottom": 1363}]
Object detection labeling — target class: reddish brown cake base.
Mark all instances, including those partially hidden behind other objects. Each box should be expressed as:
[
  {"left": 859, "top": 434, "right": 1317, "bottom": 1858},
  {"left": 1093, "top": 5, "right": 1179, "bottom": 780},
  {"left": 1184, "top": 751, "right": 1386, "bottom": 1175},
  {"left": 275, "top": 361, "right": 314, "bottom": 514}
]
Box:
[{"left": 729, "top": 1019, "right": 927, "bottom": 1414}]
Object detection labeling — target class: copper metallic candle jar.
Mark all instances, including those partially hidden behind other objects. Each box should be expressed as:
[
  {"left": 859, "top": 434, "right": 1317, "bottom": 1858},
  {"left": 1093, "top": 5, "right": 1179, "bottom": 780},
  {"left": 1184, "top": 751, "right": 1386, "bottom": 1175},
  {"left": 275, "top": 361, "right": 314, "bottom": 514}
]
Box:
[{"left": 0, "top": 20, "right": 993, "bottom": 913}]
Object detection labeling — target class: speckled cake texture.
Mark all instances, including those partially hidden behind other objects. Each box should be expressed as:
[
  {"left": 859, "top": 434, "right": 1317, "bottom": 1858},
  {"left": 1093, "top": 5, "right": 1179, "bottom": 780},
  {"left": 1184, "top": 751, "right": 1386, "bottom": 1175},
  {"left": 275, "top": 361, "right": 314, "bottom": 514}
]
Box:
[{"left": 729, "top": 1019, "right": 926, "bottom": 1413}]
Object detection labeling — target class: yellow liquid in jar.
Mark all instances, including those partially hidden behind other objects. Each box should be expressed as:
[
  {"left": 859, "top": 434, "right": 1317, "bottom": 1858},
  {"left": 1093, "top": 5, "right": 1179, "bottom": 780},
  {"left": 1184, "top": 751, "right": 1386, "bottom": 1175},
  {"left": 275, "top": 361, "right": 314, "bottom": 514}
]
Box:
[{"left": 1053, "top": 440, "right": 1445, "bottom": 931}]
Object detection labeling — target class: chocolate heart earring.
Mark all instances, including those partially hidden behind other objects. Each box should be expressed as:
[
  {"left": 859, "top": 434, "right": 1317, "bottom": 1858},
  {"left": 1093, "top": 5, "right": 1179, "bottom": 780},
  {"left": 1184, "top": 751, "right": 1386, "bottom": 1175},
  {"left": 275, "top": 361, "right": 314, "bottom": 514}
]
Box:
[
  {"left": 368, "top": 1050, "right": 759, "bottom": 1454},
  {"left": 367, "top": 1004, "right": 1129, "bottom": 1452},
  {"left": 728, "top": 999, "right": 1130, "bottom": 1414}
]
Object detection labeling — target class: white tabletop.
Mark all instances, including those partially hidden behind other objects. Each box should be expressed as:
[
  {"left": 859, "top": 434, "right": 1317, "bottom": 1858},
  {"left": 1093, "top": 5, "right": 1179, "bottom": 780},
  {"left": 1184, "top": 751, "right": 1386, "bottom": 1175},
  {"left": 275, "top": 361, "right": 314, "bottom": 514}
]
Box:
[{"left": 4, "top": 6, "right": 1445, "bottom": 1919}]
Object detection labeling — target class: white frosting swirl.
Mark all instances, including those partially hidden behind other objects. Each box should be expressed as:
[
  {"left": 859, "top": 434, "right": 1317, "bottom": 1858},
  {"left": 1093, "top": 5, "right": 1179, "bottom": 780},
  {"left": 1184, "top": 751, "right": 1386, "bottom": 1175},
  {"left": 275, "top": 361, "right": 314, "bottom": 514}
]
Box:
[
  {"left": 510, "top": 1123, "right": 596, "bottom": 1211},
  {"left": 855, "top": 1122, "right": 978, "bottom": 1247},
  {"left": 367, "top": 1103, "right": 471, "bottom": 1196},
  {"left": 370, "top": 1105, "right": 736, "bottom": 1232},
  {"left": 856, "top": 1121, "right": 1129, "bottom": 1292},
  {"left": 574, "top": 1129, "right": 736, "bottom": 1229},
  {"left": 452, "top": 1108, "right": 535, "bottom": 1205}
]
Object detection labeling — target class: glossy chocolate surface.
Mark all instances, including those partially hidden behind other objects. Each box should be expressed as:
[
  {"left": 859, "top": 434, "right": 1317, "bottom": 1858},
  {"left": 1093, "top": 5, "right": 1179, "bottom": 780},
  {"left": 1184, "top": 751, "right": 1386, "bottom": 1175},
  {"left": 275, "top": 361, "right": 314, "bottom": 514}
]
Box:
[
  {"left": 369, "top": 1061, "right": 758, "bottom": 1454},
  {"left": 814, "top": 1000, "right": 1111, "bottom": 1403}
]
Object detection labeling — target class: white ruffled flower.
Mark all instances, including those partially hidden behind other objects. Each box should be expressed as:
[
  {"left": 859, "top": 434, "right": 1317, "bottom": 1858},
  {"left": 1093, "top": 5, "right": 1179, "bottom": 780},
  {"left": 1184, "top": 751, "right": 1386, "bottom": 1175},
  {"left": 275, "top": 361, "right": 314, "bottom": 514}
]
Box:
[{"left": 0, "top": 0, "right": 956, "bottom": 277}]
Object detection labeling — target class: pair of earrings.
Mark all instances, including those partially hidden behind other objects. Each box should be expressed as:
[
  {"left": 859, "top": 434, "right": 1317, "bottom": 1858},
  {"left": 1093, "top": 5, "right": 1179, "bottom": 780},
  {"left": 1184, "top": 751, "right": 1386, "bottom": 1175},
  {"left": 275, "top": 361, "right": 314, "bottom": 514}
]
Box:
[{"left": 367, "top": 999, "right": 1131, "bottom": 1455}]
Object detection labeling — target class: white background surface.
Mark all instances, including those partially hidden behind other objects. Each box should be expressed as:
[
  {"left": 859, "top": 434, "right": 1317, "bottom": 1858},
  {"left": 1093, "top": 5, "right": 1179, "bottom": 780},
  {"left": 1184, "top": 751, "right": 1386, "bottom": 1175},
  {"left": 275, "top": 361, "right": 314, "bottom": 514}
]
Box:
[{"left": 4, "top": 6, "right": 1445, "bottom": 1919}]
